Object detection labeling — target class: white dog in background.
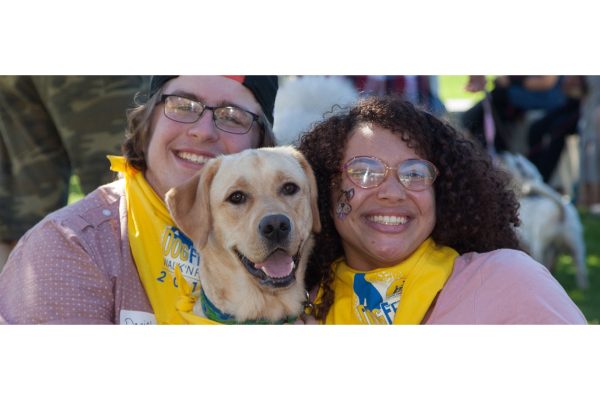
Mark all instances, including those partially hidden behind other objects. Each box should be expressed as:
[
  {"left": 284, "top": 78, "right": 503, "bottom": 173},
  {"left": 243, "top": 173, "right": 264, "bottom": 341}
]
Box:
[
  {"left": 498, "top": 152, "right": 589, "bottom": 289},
  {"left": 273, "top": 76, "right": 359, "bottom": 145}
]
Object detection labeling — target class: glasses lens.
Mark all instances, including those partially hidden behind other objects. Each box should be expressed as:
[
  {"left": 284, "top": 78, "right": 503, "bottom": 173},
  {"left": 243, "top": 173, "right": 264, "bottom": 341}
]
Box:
[
  {"left": 164, "top": 96, "right": 203, "bottom": 123},
  {"left": 346, "top": 157, "right": 386, "bottom": 188},
  {"left": 213, "top": 107, "right": 254, "bottom": 134},
  {"left": 397, "top": 159, "right": 437, "bottom": 191}
]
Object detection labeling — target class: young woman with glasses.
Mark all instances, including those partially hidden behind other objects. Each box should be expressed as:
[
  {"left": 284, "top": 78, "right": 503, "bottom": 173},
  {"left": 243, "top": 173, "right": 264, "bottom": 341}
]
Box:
[
  {"left": 0, "top": 75, "right": 278, "bottom": 324},
  {"left": 298, "top": 95, "right": 586, "bottom": 324}
]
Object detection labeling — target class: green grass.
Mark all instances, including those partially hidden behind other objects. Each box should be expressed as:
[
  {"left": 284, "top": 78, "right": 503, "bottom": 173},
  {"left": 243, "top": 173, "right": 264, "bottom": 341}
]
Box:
[
  {"left": 553, "top": 211, "right": 600, "bottom": 323},
  {"left": 68, "top": 174, "right": 84, "bottom": 204}
]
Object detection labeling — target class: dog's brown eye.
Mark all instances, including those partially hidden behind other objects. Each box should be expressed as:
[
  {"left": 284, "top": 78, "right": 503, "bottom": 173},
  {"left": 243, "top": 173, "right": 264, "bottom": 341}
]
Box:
[
  {"left": 281, "top": 182, "right": 299, "bottom": 196},
  {"left": 227, "top": 191, "right": 247, "bottom": 204}
]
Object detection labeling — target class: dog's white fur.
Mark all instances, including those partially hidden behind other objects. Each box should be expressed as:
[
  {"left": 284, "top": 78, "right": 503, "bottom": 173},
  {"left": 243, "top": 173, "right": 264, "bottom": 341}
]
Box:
[
  {"left": 498, "top": 152, "right": 589, "bottom": 289},
  {"left": 165, "top": 146, "right": 321, "bottom": 322},
  {"left": 273, "top": 76, "right": 359, "bottom": 145}
]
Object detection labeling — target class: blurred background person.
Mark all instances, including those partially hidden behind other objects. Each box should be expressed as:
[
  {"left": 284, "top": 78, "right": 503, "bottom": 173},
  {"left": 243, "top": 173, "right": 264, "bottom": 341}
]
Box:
[
  {"left": 578, "top": 76, "right": 600, "bottom": 214},
  {"left": 527, "top": 76, "right": 587, "bottom": 185},
  {"left": 462, "top": 75, "right": 567, "bottom": 154},
  {"left": 349, "top": 75, "right": 447, "bottom": 118},
  {"left": 0, "top": 75, "right": 147, "bottom": 269}
]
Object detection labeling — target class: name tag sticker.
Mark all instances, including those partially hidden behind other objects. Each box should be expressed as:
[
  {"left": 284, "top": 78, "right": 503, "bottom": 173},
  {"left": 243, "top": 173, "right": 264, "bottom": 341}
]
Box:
[{"left": 120, "top": 310, "right": 157, "bottom": 325}]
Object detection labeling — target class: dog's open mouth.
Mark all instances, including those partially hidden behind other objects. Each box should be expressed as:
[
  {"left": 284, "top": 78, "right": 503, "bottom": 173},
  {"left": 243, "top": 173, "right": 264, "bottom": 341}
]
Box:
[{"left": 235, "top": 248, "right": 300, "bottom": 288}]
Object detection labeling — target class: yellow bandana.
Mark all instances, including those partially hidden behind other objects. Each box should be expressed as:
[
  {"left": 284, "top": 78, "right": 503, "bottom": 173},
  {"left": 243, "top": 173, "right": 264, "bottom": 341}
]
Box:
[
  {"left": 323, "top": 238, "right": 458, "bottom": 324},
  {"left": 109, "top": 156, "right": 217, "bottom": 324}
]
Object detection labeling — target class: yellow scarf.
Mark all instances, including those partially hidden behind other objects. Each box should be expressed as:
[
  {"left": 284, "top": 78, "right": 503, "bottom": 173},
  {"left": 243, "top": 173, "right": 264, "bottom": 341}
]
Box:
[
  {"left": 323, "top": 238, "right": 458, "bottom": 324},
  {"left": 109, "top": 156, "right": 217, "bottom": 324}
]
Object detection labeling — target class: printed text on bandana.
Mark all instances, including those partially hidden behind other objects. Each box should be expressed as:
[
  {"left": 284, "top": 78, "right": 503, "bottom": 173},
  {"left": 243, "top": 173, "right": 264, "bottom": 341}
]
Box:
[
  {"left": 353, "top": 271, "right": 405, "bottom": 324},
  {"left": 159, "top": 226, "right": 201, "bottom": 291}
]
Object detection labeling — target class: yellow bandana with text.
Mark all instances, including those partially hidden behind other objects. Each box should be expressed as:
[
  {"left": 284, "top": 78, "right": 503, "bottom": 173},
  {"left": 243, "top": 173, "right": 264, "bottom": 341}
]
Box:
[
  {"left": 109, "top": 156, "right": 218, "bottom": 324},
  {"left": 324, "top": 238, "right": 458, "bottom": 324}
]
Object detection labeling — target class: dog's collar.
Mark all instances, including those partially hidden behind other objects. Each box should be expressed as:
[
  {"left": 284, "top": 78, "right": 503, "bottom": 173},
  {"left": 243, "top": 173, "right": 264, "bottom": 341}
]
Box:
[{"left": 199, "top": 288, "right": 298, "bottom": 325}]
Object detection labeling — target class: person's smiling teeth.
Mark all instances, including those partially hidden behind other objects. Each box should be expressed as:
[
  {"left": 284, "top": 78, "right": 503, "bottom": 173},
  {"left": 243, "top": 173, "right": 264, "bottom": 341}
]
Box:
[
  {"left": 177, "top": 151, "right": 212, "bottom": 164},
  {"left": 368, "top": 215, "right": 408, "bottom": 225}
]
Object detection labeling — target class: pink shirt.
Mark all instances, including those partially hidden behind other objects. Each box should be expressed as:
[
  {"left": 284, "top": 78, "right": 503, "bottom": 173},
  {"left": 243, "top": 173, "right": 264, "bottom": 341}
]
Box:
[
  {"left": 0, "top": 180, "right": 153, "bottom": 324},
  {"left": 424, "top": 250, "right": 586, "bottom": 324},
  {"left": 0, "top": 180, "right": 587, "bottom": 324}
]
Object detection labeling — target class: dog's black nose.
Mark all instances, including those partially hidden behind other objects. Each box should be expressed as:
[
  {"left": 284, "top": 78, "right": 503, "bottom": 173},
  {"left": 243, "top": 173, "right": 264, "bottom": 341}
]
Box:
[{"left": 259, "top": 214, "right": 291, "bottom": 243}]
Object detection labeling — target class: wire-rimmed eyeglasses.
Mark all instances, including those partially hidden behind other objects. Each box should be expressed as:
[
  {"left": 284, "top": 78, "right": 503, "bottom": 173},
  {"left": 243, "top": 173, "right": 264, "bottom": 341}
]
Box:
[
  {"left": 343, "top": 156, "right": 439, "bottom": 191},
  {"left": 160, "top": 94, "right": 260, "bottom": 135}
]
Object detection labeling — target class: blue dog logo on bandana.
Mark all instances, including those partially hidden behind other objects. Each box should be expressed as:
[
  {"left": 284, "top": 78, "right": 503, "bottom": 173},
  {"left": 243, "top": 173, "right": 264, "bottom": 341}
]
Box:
[
  {"left": 353, "top": 272, "right": 403, "bottom": 324},
  {"left": 354, "top": 273, "right": 383, "bottom": 310}
]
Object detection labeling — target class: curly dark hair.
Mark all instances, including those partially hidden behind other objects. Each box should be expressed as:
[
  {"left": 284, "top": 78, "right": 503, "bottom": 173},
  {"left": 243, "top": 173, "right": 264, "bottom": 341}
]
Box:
[{"left": 297, "top": 95, "right": 521, "bottom": 321}]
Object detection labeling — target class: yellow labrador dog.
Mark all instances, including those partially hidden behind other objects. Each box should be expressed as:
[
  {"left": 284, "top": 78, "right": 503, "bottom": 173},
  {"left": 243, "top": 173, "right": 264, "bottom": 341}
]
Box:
[{"left": 165, "top": 146, "right": 321, "bottom": 324}]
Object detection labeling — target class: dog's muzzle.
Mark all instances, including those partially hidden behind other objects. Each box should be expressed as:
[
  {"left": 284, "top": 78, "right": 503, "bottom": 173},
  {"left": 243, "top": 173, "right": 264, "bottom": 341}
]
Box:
[{"left": 235, "top": 247, "right": 301, "bottom": 289}]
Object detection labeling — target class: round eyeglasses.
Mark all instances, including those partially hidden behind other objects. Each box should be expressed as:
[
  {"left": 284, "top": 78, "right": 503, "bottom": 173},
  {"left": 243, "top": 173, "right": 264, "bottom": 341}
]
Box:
[
  {"left": 160, "top": 94, "right": 260, "bottom": 135},
  {"left": 343, "top": 156, "right": 439, "bottom": 191}
]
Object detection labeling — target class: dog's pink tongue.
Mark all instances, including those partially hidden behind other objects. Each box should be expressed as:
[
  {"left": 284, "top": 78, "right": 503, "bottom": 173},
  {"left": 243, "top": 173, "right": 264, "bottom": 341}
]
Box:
[{"left": 255, "top": 250, "right": 294, "bottom": 278}]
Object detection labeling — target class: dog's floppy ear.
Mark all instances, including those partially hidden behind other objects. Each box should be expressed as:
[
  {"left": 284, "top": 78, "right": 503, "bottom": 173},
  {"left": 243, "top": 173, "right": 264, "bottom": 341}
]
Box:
[
  {"left": 165, "top": 158, "right": 222, "bottom": 248},
  {"left": 290, "top": 148, "right": 321, "bottom": 234}
]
